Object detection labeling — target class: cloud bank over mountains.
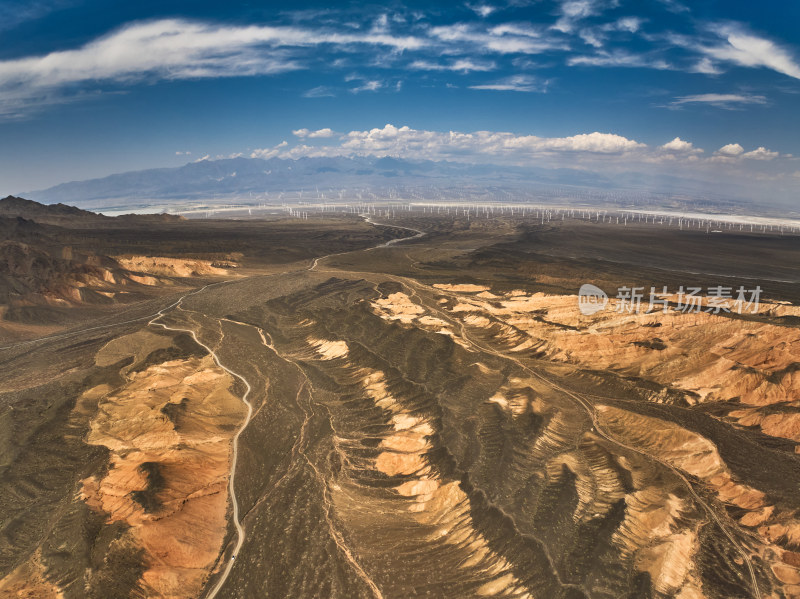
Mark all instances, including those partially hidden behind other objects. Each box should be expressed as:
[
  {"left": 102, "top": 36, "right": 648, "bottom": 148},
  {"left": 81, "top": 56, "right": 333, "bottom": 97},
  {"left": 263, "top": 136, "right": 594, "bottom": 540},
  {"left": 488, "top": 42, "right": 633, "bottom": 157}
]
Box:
[
  {"left": 244, "top": 123, "right": 790, "bottom": 179},
  {"left": 23, "top": 122, "right": 797, "bottom": 210}
]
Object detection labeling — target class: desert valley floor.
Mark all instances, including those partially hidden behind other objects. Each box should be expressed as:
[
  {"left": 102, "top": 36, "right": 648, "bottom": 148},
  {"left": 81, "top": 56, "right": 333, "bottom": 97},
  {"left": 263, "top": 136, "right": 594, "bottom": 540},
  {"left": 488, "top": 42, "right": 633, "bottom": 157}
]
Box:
[{"left": 2, "top": 200, "right": 800, "bottom": 599}]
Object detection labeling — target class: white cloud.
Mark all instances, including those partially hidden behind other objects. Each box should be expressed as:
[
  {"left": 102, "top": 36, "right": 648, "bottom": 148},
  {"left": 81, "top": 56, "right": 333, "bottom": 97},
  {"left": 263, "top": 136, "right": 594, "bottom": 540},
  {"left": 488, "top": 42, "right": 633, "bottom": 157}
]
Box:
[
  {"left": 250, "top": 140, "right": 289, "bottom": 159},
  {"left": 350, "top": 80, "right": 383, "bottom": 93},
  {"left": 337, "top": 124, "right": 645, "bottom": 159},
  {"left": 488, "top": 24, "right": 542, "bottom": 38},
  {"left": 307, "top": 127, "right": 334, "bottom": 138},
  {"left": 668, "top": 93, "right": 767, "bottom": 109},
  {"left": 533, "top": 131, "right": 645, "bottom": 153},
  {"left": 615, "top": 17, "right": 643, "bottom": 33},
  {"left": 409, "top": 58, "right": 496, "bottom": 72},
  {"left": 552, "top": 0, "right": 620, "bottom": 34},
  {"left": 656, "top": 0, "right": 690, "bottom": 13},
  {"left": 578, "top": 17, "right": 644, "bottom": 48},
  {"left": 578, "top": 30, "right": 604, "bottom": 48},
  {"left": 711, "top": 143, "right": 781, "bottom": 163},
  {"left": 742, "top": 146, "right": 779, "bottom": 160},
  {"left": 429, "top": 23, "right": 564, "bottom": 54},
  {"left": 568, "top": 50, "right": 670, "bottom": 69},
  {"left": 469, "top": 74, "right": 545, "bottom": 92},
  {"left": 4, "top": 9, "right": 797, "bottom": 125},
  {"left": 690, "top": 57, "right": 722, "bottom": 75},
  {"left": 294, "top": 127, "right": 335, "bottom": 138},
  {"left": 0, "top": 18, "right": 428, "bottom": 116},
  {"left": 701, "top": 26, "right": 800, "bottom": 80},
  {"left": 239, "top": 124, "right": 789, "bottom": 181},
  {"left": 175, "top": 150, "right": 192, "bottom": 155},
  {"left": 716, "top": 143, "right": 745, "bottom": 157},
  {"left": 373, "top": 14, "right": 389, "bottom": 32},
  {"left": 660, "top": 137, "right": 697, "bottom": 152},
  {"left": 0, "top": 0, "right": 75, "bottom": 32},
  {"left": 468, "top": 4, "right": 496, "bottom": 18},
  {"left": 302, "top": 86, "right": 335, "bottom": 98}
]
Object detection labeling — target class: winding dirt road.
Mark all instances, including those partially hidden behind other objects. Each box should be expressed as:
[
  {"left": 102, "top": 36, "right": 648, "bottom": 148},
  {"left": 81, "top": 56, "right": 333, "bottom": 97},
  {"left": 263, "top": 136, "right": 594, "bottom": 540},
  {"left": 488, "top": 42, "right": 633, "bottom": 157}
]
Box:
[
  {"left": 147, "top": 305, "right": 253, "bottom": 599},
  {"left": 141, "top": 216, "right": 427, "bottom": 598}
]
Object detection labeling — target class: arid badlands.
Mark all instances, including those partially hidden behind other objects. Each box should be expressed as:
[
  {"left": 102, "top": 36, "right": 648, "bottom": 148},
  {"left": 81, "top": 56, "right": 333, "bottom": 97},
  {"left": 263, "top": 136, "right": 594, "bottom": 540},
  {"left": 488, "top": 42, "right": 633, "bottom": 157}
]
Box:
[{"left": 2, "top": 196, "right": 800, "bottom": 599}]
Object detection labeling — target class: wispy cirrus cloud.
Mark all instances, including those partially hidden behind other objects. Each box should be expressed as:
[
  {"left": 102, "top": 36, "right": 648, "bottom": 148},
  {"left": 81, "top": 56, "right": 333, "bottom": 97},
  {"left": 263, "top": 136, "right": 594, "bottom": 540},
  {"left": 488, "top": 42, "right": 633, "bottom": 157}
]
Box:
[
  {"left": 656, "top": 0, "right": 690, "bottom": 14},
  {"left": 469, "top": 74, "right": 546, "bottom": 92},
  {"left": 1, "top": 5, "right": 799, "bottom": 123},
  {"left": 429, "top": 22, "right": 566, "bottom": 54},
  {"left": 689, "top": 57, "right": 723, "bottom": 75},
  {"left": 0, "top": 18, "right": 426, "bottom": 117},
  {"left": 662, "top": 24, "right": 800, "bottom": 81},
  {"left": 467, "top": 4, "right": 496, "bottom": 18},
  {"left": 350, "top": 79, "right": 384, "bottom": 93},
  {"left": 409, "top": 58, "right": 496, "bottom": 72},
  {"left": 578, "top": 17, "right": 644, "bottom": 48},
  {"left": 0, "top": 0, "right": 75, "bottom": 32},
  {"left": 701, "top": 25, "right": 800, "bottom": 80},
  {"left": 568, "top": 49, "right": 670, "bottom": 69},
  {"left": 667, "top": 93, "right": 767, "bottom": 109},
  {"left": 302, "top": 86, "right": 335, "bottom": 98},
  {"left": 552, "top": 0, "right": 620, "bottom": 34}
]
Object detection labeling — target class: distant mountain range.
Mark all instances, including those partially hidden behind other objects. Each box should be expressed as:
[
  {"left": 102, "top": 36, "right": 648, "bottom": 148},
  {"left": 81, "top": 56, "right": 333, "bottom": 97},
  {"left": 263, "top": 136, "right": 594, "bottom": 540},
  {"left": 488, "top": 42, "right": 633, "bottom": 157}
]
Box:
[{"left": 20, "top": 155, "right": 751, "bottom": 212}]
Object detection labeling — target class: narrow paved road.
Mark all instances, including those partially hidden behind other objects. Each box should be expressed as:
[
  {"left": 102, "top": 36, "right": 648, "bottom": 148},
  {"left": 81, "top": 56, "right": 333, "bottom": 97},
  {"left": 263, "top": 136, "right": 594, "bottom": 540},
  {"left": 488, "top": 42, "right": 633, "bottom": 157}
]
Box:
[
  {"left": 144, "top": 216, "right": 427, "bottom": 598},
  {"left": 148, "top": 303, "right": 254, "bottom": 599}
]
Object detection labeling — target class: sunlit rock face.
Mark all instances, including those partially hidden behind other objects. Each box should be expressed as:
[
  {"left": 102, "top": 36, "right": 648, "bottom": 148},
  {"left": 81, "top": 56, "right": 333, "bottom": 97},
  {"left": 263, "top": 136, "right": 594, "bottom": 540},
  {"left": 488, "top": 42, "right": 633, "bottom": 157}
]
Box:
[
  {"left": 114, "top": 256, "right": 234, "bottom": 278},
  {"left": 81, "top": 352, "right": 245, "bottom": 598},
  {"left": 0, "top": 329, "right": 246, "bottom": 599}
]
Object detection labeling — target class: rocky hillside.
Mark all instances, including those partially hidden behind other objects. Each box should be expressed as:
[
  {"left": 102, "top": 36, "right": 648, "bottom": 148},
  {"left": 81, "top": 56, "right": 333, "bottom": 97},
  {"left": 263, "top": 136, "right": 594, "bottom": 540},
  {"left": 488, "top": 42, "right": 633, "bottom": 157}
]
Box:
[{"left": 0, "top": 195, "right": 184, "bottom": 227}]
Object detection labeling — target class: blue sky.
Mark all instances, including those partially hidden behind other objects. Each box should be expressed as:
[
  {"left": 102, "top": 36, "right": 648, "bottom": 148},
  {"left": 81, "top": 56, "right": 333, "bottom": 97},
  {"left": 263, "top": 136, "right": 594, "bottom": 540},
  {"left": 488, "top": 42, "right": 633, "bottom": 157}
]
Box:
[{"left": 0, "top": 0, "right": 799, "bottom": 201}]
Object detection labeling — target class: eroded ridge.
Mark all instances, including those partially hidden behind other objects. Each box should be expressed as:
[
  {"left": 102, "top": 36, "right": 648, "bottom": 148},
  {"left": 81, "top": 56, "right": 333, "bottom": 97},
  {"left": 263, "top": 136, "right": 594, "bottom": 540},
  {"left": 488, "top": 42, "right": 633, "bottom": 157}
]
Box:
[
  {"left": 81, "top": 350, "right": 246, "bottom": 597},
  {"left": 0, "top": 328, "right": 248, "bottom": 599},
  {"left": 229, "top": 280, "right": 571, "bottom": 598},
  {"left": 222, "top": 276, "right": 733, "bottom": 598},
  {"left": 402, "top": 280, "right": 800, "bottom": 598}
]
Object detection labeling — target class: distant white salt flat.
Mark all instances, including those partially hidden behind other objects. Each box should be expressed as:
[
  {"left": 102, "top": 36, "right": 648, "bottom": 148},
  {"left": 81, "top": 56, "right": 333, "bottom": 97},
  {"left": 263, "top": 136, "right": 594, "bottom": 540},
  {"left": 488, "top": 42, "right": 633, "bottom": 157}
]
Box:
[
  {"left": 99, "top": 207, "right": 172, "bottom": 216},
  {"left": 621, "top": 209, "right": 800, "bottom": 230},
  {"left": 98, "top": 202, "right": 249, "bottom": 216}
]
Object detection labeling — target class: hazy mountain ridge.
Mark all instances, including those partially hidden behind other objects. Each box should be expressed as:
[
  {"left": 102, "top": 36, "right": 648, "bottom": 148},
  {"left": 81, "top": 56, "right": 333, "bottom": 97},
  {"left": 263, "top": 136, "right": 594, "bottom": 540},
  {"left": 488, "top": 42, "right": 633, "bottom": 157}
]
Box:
[
  {"left": 19, "top": 156, "right": 723, "bottom": 205},
  {"left": 18, "top": 155, "right": 775, "bottom": 214},
  {"left": 22, "top": 156, "right": 603, "bottom": 202}
]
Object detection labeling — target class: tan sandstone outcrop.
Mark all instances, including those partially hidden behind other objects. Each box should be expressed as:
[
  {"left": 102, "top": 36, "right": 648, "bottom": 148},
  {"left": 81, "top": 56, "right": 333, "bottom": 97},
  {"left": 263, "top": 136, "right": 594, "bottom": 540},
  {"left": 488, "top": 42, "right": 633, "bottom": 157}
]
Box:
[{"left": 80, "top": 355, "right": 246, "bottom": 597}]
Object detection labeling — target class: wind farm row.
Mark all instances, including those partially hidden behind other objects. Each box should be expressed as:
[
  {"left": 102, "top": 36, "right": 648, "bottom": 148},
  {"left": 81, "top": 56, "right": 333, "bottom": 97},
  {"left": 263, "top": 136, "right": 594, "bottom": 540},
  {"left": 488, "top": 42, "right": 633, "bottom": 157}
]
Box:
[{"left": 180, "top": 200, "right": 800, "bottom": 237}]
